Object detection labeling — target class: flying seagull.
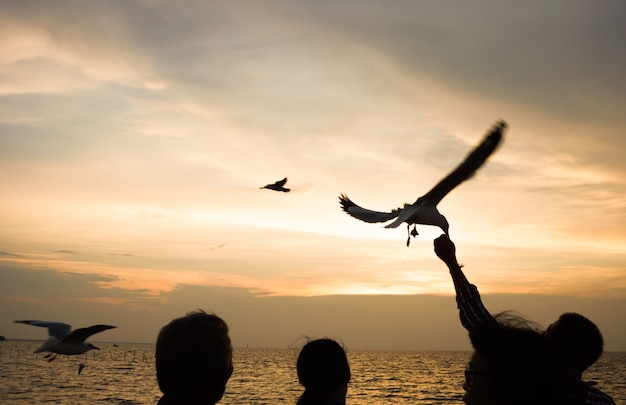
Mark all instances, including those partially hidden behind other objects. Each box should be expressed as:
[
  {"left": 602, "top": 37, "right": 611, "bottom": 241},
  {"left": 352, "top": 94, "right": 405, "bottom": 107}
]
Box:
[
  {"left": 14, "top": 320, "right": 116, "bottom": 361},
  {"left": 339, "top": 120, "right": 507, "bottom": 246},
  {"left": 260, "top": 177, "right": 290, "bottom": 192}
]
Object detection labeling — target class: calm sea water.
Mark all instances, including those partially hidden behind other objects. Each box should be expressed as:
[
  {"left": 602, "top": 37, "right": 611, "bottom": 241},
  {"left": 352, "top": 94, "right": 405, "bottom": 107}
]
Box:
[{"left": 0, "top": 341, "right": 624, "bottom": 404}]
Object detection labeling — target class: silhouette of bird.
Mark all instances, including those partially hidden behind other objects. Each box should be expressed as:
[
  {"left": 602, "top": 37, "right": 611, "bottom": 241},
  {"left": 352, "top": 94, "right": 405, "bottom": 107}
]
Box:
[
  {"left": 339, "top": 120, "right": 507, "bottom": 246},
  {"left": 78, "top": 363, "right": 86, "bottom": 374},
  {"left": 14, "top": 320, "right": 116, "bottom": 361},
  {"left": 260, "top": 177, "right": 290, "bottom": 192}
]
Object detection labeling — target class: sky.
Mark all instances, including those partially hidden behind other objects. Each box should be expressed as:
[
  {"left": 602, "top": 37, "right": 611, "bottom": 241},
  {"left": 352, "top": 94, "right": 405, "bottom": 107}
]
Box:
[{"left": 1, "top": 0, "right": 625, "bottom": 351}]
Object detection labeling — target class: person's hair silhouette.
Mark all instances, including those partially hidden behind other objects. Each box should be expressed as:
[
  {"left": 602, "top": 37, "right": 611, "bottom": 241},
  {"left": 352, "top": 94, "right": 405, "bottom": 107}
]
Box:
[
  {"left": 296, "top": 338, "right": 351, "bottom": 405},
  {"left": 546, "top": 312, "right": 604, "bottom": 373},
  {"left": 466, "top": 312, "right": 566, "bottom": 405},
  {"left": 155, "top": 310, "right": 233, "bottom": 405}
]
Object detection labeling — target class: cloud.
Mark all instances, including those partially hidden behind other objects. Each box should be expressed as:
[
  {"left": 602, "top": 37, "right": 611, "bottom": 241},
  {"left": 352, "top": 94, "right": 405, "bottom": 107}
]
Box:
[
  {"left": 285, "top": 1, "right": 626, "bottom": 123},
  {"left": 0, "top": 251, "right": 21, "bottom": 258},
  {"left": 1, "top": 0, "right": 625, "bottom": 352},
  {"left": 0, "top": 262, "right": 133, "bottom": 299},
  {"left": 54, "top": 250, "right": 77, "bottom": 254},
  {"left": 2, "top": 264, "right": 625, "bottom": 350}
]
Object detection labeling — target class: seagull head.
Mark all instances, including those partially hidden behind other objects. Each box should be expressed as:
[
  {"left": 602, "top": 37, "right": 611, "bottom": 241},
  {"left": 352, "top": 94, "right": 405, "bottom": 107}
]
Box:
[
  {"left": 437, "top": 216, "right": 450, "bottom": 235},
  {"left": 85, "top": 343, "right": 100, "bottom": 351},
  {"left": 421, "top": 209, "right": 449, "bottom": 235}
]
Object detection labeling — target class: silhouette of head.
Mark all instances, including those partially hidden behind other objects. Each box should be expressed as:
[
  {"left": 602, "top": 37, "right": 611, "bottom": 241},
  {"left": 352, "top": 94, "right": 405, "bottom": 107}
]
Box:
[
  {"left": 545, "top": 312, "right": 604, "bottom": 373},
  {"left": 297, "top": 338, "right": 351, "bottom": 405},
  {"left": 465, "top": 313, "right": 566, "bottom": 405},
  {"left": 156, "top": 310, "right": 233, "bottom": 404}
]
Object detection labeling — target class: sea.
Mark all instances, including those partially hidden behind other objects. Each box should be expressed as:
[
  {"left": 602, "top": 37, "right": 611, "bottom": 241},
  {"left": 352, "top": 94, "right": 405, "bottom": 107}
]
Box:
[{"left": 0, "top": 341, "right": 624, "bottom": 404}]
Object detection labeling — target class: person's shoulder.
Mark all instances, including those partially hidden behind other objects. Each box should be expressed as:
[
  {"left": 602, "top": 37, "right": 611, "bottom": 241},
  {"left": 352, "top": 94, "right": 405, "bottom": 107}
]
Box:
[
  {"left": 586, "top": 384, "right": 616, "bottom": 405},
  {"left": 156, "top": 396, "right": 177, "bottom": 405}
]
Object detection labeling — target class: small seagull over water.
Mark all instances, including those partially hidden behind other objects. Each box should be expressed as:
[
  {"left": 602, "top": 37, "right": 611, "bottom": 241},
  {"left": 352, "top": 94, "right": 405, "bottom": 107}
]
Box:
[
  {"left": 260, "top": 177, "right": 290, "bottom": 192},
  {"left": 339, "top": 120, "right": 507, "bottom": 246},
  {"left": 14, "top": 320, "right": 116, "bottom": 361}
]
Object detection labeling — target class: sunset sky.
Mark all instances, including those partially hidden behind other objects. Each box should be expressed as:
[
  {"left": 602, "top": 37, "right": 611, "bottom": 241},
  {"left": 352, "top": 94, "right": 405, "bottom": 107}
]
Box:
[{"left": 1, "top": 1, "right": 625, "bottom": 351}]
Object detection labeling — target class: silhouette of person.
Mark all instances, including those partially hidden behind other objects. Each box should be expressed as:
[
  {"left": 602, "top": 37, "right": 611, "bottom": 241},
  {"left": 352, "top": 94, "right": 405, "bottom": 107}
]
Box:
[
  {"left": 465, "top": 312, "right": 568, "bottom": 405},
  {"left": 155, "top": 310, "right": 233, "bottom": 405},
  {"left": 434, "top": 234, "right": 615, "bottom": 405},
  {"left": 296, "top": 338, "right": 351, "bottom": 405}
]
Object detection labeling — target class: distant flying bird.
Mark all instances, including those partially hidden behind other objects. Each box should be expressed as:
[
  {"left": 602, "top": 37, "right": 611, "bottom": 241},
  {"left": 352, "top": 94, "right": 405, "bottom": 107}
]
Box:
[
  {"left": 14, "top": 320, "right": 116, "bottom": 361},
  {"left": 339, "top": 120, "right": 507, "bottom": 246},
  {"left": 78, "top": 363, "right": 86, "bottom": 375},
  {"left": 260, "top": 177, "right": 290, "bottom": 192}
]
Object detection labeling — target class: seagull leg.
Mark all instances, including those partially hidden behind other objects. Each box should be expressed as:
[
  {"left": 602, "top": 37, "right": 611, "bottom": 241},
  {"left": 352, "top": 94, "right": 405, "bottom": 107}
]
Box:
[
  {"left": 410, "top": 225, "right": 419, "bottom": 237},
  {"left": 406, "top": 225, "right": 411, "bottom": 247}
]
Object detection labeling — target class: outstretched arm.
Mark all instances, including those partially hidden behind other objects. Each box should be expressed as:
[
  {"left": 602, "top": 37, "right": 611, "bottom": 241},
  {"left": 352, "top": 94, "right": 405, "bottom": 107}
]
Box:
[{"left": 434, "top": 234, "right": 494, "bottom": 331}]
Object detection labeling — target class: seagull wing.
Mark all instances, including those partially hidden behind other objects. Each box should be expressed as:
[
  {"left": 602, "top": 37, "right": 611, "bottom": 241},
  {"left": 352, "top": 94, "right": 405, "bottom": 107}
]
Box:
[
  {"left": 261, "top": 177, "right": 290, "bottom": 192},
  {"left": 419, "top": 120, "right": 506, "bottom": 206},
  {"left": 14, "top": 320, "right": 71, "bottom": 340},
  {"left": 262, "top": 177, "right": 287, "bottom": 188},
  {"left": 274, "top": 177, "right": 288, "bottom": 187},
  {"left": 62, "top": 325, "right": 116, "bottom": 344},
  {"left": 339, "top": 193, "right": 401, "bottom": 224}
]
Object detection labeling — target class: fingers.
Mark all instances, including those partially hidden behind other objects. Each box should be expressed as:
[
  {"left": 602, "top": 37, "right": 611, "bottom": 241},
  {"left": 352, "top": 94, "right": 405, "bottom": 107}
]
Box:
[
  {"left": 434, "top": 233, "right": 450, "bottom": 246},
  {"left": 434, "top": 234, "right": 455, "bottom": 255}
]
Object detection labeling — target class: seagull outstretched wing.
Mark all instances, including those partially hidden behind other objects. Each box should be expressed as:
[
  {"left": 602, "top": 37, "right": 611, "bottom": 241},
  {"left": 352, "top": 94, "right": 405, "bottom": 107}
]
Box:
[
  {"left": 63, "top": 325, "right": 117, "bottom": 344},
  {"left": 339, "top": 194, "right": 401, "bottom": 224},
  {"left": 418, "top": 120, "right": 506, "bottom": 206},
  {"left": 15, "top": 320, "right": 116, "bottom": 343},
  {"left": 14, "top": 320, "right": 71, "bottom": 340}
]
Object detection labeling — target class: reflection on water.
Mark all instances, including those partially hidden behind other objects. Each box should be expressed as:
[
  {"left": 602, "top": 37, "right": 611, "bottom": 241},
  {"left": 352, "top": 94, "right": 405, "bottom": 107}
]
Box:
[
  {"left": 0, "top": 341, "right": 623, "bottom": 404},
  {"left": 0, "top": 341, "right": 159, "bottom": 404},
  {"left": 347, "top": 350, "right": 467, "bottom": 404}
]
